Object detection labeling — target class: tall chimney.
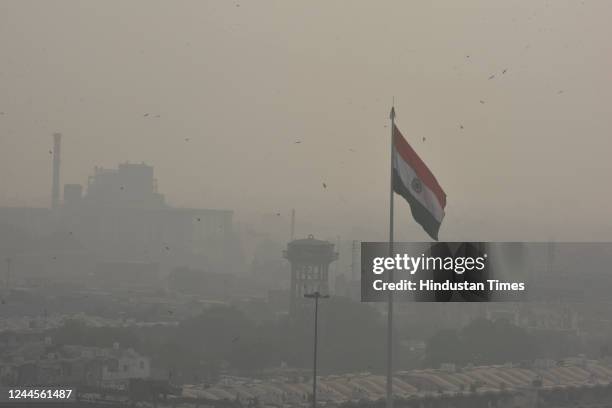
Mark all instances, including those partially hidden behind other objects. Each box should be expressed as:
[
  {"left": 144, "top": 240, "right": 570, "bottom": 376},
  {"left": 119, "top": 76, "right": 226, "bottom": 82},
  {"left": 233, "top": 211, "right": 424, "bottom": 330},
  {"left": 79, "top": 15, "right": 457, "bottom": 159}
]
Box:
[
  {"left": 290, "top": 208, "right": 295, "bottom": 241},
  {"left": 52, "top": 133, "right": 61, "bottom": 209}
]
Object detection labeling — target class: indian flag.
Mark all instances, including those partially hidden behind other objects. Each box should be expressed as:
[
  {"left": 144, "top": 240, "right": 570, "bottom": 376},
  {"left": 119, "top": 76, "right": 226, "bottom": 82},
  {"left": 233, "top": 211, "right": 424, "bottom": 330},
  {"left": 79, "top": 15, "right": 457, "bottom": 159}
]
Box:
[{"left": 392, "top": 123, "right": 446, "bottom": 240}]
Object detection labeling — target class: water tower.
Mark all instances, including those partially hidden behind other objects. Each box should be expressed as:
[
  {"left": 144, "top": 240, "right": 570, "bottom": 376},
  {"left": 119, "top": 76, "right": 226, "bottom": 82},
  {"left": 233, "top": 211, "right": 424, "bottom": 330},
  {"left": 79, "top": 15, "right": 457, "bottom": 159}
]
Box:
[{"left": 283, "top": 235, "right": 338, "bottom": 317}]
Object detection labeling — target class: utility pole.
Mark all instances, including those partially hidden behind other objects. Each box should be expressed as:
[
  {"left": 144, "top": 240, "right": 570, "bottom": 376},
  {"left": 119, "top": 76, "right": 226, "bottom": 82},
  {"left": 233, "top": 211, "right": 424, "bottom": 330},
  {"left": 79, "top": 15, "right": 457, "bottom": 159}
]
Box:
[
  {"left": 351, "top": 240, "right": 358, "bottom": 281},
  {"left": 304, "top": 291, "right": 329, "bottom": 408}
]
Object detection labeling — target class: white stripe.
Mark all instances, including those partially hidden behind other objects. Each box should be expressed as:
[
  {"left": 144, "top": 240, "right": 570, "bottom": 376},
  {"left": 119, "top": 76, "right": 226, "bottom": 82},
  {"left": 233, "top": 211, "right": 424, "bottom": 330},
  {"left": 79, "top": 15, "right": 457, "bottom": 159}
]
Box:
[{"left": 393, "top": 150, "right": 445, "bottom": 223}]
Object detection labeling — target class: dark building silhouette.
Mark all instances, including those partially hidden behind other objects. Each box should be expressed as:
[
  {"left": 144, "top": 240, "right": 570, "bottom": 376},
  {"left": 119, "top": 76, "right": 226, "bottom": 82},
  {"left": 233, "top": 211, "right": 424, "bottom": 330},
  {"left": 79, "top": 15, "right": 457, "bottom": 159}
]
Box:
[
  {"left": 0, "top": 135, "right": 240, "bottom": 283},
  {"left": 58, "top": 162, "right": 236, "bottom": 276},
  {"left": 283, "top": 235, "right": 337, "bottom": 317}
]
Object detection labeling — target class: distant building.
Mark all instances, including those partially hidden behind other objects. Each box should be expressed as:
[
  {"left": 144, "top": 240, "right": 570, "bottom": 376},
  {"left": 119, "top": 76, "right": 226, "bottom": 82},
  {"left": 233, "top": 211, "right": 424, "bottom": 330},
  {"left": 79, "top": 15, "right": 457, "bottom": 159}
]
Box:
[
  {"left": 57, "top": 162, "right": 237, "bottom": 275},
  {"left": 85, "top": 163, "right": 165, "bottom": 209},
  {"left": 283, "top": 235, "right": 338, "bottom": 317},
  {"left": 1, "top": 134, "right": 242, "bottom": 281},
  {"left": 101, "top": 345, "right": 151, "bottom": 388},
  {"left": 0, "top": 157, "right": 240, "bottom": 283},
  {"left": 0, "top": 342, "right": 150, "bottom": 388}
]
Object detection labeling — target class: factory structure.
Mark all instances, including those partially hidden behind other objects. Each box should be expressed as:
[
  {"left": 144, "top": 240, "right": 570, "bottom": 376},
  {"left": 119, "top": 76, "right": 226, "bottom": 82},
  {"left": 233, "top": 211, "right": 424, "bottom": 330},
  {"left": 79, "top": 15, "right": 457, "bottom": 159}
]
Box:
[{"left": 0, "top": 133, "right": 239, "bottom": 286}]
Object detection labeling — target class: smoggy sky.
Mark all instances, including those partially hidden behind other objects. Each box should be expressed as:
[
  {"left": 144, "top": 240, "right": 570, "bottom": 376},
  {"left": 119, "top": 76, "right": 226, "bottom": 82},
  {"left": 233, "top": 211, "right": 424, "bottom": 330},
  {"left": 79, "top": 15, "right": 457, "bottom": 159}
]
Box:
[{"left": 1, "top": 0, "right": 611, "bottom": 242}]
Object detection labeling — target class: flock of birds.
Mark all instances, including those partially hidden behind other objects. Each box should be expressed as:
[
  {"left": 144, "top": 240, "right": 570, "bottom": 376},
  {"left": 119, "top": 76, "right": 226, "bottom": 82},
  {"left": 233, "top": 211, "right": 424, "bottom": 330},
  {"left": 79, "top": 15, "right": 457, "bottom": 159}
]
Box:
[
  {"left": 1, "top": 2, "right": 576, "bottom": 286},
  {"left": 285, "top": 38, "right": 569, "bottom": 197}
]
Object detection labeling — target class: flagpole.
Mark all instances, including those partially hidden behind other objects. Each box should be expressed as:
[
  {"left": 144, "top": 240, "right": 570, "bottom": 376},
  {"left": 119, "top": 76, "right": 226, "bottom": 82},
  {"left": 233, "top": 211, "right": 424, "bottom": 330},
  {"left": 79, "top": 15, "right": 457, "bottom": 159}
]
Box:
[{"left": 386, "top": 105, "right": 395, "bottom": 408}]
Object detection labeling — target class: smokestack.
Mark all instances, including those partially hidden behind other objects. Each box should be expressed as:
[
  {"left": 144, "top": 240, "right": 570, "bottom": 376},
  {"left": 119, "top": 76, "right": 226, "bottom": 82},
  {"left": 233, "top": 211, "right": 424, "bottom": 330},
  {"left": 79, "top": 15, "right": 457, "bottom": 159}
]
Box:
[
  {"left": 52, "top": 133, "right": 61, "bottom": 209},
  {"left": 290, "top": 208, "right": 295, "bottom": 241}
]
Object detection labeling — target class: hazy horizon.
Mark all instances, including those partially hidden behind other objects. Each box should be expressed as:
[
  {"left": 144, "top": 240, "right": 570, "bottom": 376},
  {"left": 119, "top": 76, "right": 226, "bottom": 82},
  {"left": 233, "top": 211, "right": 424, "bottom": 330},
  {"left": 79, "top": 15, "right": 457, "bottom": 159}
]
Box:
[{"left": 1, "top": 0, "right": 611, "bottom": 242}]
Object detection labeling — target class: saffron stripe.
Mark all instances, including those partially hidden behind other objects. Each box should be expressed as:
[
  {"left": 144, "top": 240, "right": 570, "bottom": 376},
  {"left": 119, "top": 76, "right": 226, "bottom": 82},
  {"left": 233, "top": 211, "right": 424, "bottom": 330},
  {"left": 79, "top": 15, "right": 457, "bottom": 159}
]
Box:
[{"left": 393, "top": 124, "right": 446, "bottom": 208}]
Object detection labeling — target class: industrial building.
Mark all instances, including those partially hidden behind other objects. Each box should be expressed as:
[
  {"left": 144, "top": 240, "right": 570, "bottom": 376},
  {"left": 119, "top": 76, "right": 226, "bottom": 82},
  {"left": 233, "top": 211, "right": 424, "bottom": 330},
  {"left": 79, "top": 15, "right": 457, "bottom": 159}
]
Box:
[{"left": 0, "top": 134, "right": 240, "bottom": 287}]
